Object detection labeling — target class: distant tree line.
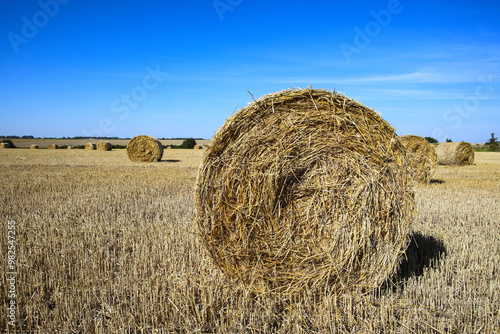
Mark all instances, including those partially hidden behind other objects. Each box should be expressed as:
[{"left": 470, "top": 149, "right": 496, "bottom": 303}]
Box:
[{"left": 0, "top": 135, "right": 206, "bottom": 140}]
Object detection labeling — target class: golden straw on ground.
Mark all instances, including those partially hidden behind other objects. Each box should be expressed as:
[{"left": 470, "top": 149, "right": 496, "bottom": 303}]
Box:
[
  {"left": 399, "top": 135, "right": 437, "bottom": 183},
  {"left": 195, "top": 88, "right": 415, "bottom": 296},
  {"left": 126, "top": 135, "right": 163, "bottom": 162},
  {"left": 435, "top": 142, "right": 475, "bottom": 166}
]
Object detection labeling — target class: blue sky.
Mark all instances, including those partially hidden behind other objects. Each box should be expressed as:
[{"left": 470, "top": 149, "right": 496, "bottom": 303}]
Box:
[{"left": 0, "top": 0, "right": 499, "bottom": 142}]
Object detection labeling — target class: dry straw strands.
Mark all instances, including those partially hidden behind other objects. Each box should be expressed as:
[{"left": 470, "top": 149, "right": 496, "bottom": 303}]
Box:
[
  {"left": 0, "top": 143, "right": 10, "bottom": 148},
  {"left": 435, "top": 141, "right": 475, "bottom": 166},
  {"left": 195, "top": 88, "right": 415, "bottom": 296},
  {"left": 126, "top": 135, "right": 164, "bottom": 162},
  {"left": 30, "top": 144, "right": 39, "bottom": 149},
  {"left": 399, "top": 135, "right": 437, "bottom": 184},
  {"left": 49, "top": 144, "right": 59, "bottom": 149},
  {"left": 85, "top": 142, "right": 97, "bottom": 150},
  {"left": 97, "top": 141, "right": 112, "bottom": 151}
]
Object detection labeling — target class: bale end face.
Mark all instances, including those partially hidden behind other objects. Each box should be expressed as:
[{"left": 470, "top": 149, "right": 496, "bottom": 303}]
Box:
[
  {"left": 126, "top": 135, "right": 163, "bottom": 162},
  {"left": 97, "top": 141, "right": 112, "bottom": 151},
  {"left": 435, "top": 141, "right": 475, "bottom": 166},
  {"left": 85, "top": 142, "right": 97, "bottom": 150},
  {"left": 195, "top": 88, "right": 415, "bottom": 296},
  {"left": 399, "top": 135, "right": 437, "bottom": 183}
]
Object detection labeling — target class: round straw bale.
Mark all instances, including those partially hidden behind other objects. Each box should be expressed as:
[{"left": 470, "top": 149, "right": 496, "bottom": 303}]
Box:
[
  {"left": 97, "top": 141, "right": 112, "bottom": 151},
  {"left": 67, "top": 146, "right": 75, "bottom": 150},
  {"left": 126, "top": 135, "right": 163, "bottom": 162},
  {"left": 435, "top": 141, "right": 475, "bottom": 166},
  {"left": 0, "top": 143, "right": 10, "bottom": 148},
  {"left": 193, "top": 144, "right": 202, "bottom": 149},
  {"left": 49, "top": 144, "right": 58, "bottom": 149},
  {"left": 85, "top": 142, "right": 97, "bottom": 150},
  {"left": 30, "top": 144, "right": 39, "bottom": 149},
  {"left": 399, "top": 135, "right": 437, "bottom": 183},
  {"left": 195, "top": 88, "right": 415, "bottom": 295}
]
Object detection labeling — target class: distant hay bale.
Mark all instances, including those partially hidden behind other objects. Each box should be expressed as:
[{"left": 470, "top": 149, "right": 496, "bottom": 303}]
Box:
[
  {"left": 67, "top": 146, "right": 75, "bottom": 150},
  {"left": 166, "top": 146, "right": 172, "bottom": 149},
  {"left": 193, "top": 145, "right": 202, "bottom": 149},
  {"left": 126, "top": 135, "right": 163, "bottom": 162},
  {"left": 435, "top": 142, "right": 475, "bottom": 166},
  {"left": 97, "top": 141, "right": 112, "bottom": 151},
  {"left": 399, "top": 135, "right": 437, "bottom": 183},
  {"left": 30, "top": 144, "right": 39, "bottom": 149},
  {"left": 0, "top": 143, "right": 10, "bottom": 148},
  {"left": 85, "top": 142, "right": 96, "bottom": 150},
  {"left": 49, "top": 144, "right": 58, "bottom": 150},
  {"left": 195, "top": 88, "right": 415, "bottom": 296}
]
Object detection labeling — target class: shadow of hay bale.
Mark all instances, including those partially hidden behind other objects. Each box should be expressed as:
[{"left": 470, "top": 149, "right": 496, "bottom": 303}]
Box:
[
  {"left": 429, "top": 179, "right": 445, "bottom": 184},
  {"left": 380, "top": 232, "right": 446, "bottom": 293},
  {"left": 161, "top": 159, "right": 181, "bottom": 163},
  {"left": 398, "top": 232, "right": 447, "bottom": 279}
]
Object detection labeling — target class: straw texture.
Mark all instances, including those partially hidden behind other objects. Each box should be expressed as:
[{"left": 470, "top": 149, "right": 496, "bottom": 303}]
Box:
[
  {"left": 195, "top": 88, "right": 415, "bottom": 296},
  {"left": 435, "top": 142, "right": 475, "bottom": 166},
  {"left": 126, "top": 135, "right": 164, "bottom": 162},
  {"left": 85, "top": 142, "right": 97, "bottom": 150},
  {"left": 399, "top": 135, "right": 437, "bottom": 183},
  {"left": 97, "top": 141, "right": 112, "bottom": 151}
]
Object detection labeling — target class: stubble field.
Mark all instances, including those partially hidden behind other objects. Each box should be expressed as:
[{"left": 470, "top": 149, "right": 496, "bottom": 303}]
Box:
[{"left": 0, "top": 149, "right": 499, "bottom": 333}]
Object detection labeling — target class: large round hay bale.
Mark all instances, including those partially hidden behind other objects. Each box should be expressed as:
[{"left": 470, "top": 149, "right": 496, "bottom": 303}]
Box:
[
  {"left": 126, "top": 135, "right": 163, "bottom": 162},
  {"left": 0, "top": 143, "right": 10, "bottom": 148},
  {"left": 30, "top": 144, "right": 39, "bottom": 149},
  {"left": 85, "top": 142, "right": 96, "bottom": 150},
  {"left": 399, "top": 135, "right": 437, "bottom": 183},
  {"left": 195, "top": 88, "right": 415, "bottom": 295},
  {"left": 435, "top": 142, "right": 474, "bottom": 166},
  {"left": 49, "top": 144, "right": 58, "bottom": 150},
  {"left": 97, "top": 141, "right": 112, "bottom": 151},
  {"left": 193, "top": 144, "right": 202, "bottom": 149}
]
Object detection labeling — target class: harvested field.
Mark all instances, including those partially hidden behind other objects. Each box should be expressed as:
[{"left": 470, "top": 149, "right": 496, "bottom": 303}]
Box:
[{"left": 0, "top": 149, "right": 498, "bottom": 333}]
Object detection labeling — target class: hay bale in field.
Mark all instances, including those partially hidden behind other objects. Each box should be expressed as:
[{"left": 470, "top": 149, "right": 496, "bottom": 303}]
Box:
[
  {"left": 195, "top": 88, "right": 415, "bottom": 296},
  {"left": 67, "top": 146, "right": 75, "bottom": 150},
  {"left": 435, "top": 142, "right": 475, "bottom": 166},
  {"left": 49, "top": 144, "right": 58, "bottom": 149},
  {"left": 97, "top": 141, "right": 112, "bottom": 151},
  {"left": 85, "top": 142, "right": 96, "bottom": 150},
  {"left": 193, "top": 144, "right": 202, "bottom": 149},
  {"left": 0, "top": 143, "right": 10, "bottom": 148},
  {"left": 30, "top": 144, "right": 39, "bottom": 149},
  {"left": 399, "top": 135, "right": 437, "bottom": 183},
  {"left": 126, "top": 135, "right": 163, "bottom": 162}
]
